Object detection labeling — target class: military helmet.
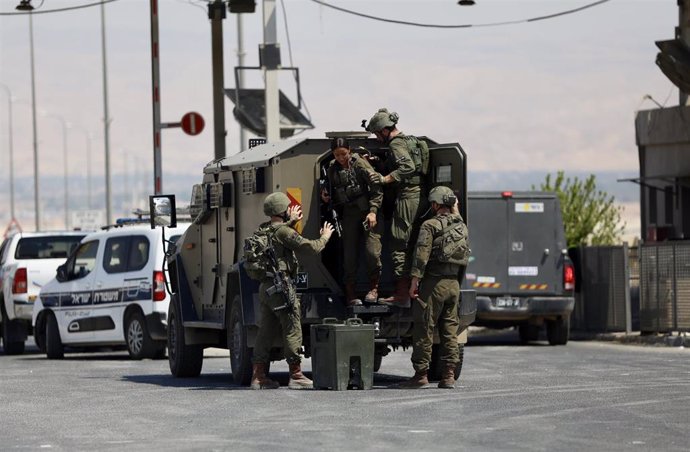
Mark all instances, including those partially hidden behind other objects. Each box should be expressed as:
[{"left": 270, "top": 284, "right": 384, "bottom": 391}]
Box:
[
  {"left": 365, "top": 108, "right": 399, "bottom": 133},
  {"left": 428, "top": 186, "right": 457, "bottom": 207},
  {"left": 263, "top": 192, "right": 291, "bottom": 216}
]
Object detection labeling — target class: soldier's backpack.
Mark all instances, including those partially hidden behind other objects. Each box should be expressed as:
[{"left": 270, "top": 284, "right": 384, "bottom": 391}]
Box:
[
  {"left": 243, "top": 223, "right": 276, "bottom": 280},
  {"left": 432, "top": 215, "right": 470, "bottom": 266},
  {"left": 395, "top": 135, "right": 429, "bottom": 177}
]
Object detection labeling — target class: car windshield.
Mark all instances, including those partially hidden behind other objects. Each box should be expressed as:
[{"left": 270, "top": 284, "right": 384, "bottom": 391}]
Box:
[{"left": 15, "top": 236, "right": 85, "bottom": 260}]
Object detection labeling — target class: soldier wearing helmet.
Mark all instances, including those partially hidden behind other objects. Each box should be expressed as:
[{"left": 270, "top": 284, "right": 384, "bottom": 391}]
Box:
[
  {"left": 321, "top": 137, "right": 383, "bottom": 306},
  {"left": 250, "top": 192, "right": 335, "bottom": 390},
  {"left": 399, "top": 186, "right": 469, "bottom": 389},
  {"left": 364, "top": 108, "right": 428, "bottom": 307}
]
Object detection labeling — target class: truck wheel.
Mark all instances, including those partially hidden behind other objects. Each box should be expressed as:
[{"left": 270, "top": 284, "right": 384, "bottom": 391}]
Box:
[
  {"left": 429, "top": 344, "right": 464, "bottom": 381},
  {"left": 228, "top": 298, "right": 252, "bottom": 386},
  {"left": 519, "top": 324, "right": 540, "bottom": 343},
  {"left": 546, "top": 318, "right": 570, "bottom": 346},
  {"left": 125, "top": 311, "right": 155, "bottom": 360},
  {"left": 168, "top": 295, "right": 203, "bottom": 377},
  {"left": 0, "top": 303, "right": 25, "bottom": 355},
  {"left": 45, "top": 313, "right": 64, "bottom": 359}
]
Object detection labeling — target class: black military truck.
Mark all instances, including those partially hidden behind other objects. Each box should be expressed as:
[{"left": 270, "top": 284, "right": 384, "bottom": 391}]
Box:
[
  {"left": 151, "top": 132, "right": 476, "bottom": 384},
  {"left": 461, "top": 191, "right": 575, "bottom": 345}
]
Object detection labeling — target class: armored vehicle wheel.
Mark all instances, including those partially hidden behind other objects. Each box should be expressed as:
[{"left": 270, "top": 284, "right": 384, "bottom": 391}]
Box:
[
  {"left": 229, "top": 298, "right": 252, "bottom": 385},
  {"left": 546, "top": 317, "right": 569, "bottom": 346},
  {"left": 125, "top": 311, "right": 156, "bottom": 360},
  {"left": 373, "top": 353, "right": 383, "bottom": 373},
  {"left": 1, "top": 303, "right": 25, "bottom": 355},
  {"left": 45, "top": 312, "right": 64, "bottom": 359},
  {"left": 428, "top": 344, "right": 463, "bottom": 381},
  {"left": 519, "top": 324, "right": 540, "bottom": 343},
  {"left": 168, "top": 295, "right": 203, "bottom": 377}
]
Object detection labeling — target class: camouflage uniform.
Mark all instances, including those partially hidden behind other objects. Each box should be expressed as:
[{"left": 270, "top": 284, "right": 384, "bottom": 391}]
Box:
[
  {"left": 252, "top": 222, "right": 329, "bottom": 365},
  {"left": 327, "top": 154, "right": 383, "bottom": 285},
  {"left": 387, "top": 133, "right": 427, "bottom": 278},
  {"left": 409, "top": 212, "right": 467, "bottom": 373}
]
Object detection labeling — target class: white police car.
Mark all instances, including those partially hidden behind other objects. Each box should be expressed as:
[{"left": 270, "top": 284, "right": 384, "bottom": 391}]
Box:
[{"left": 32, "top": 222, "right": 189, "bottom": 359}]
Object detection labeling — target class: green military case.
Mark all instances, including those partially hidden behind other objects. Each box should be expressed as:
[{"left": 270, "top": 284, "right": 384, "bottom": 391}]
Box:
[{"left": 310, "top": 318, "right": 375, "bottom": 390}]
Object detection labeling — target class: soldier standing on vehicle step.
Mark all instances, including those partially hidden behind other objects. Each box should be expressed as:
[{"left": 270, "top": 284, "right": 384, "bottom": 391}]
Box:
[
  {"left": 399, "top": 186, "right": 469, "bottom": 389},
  {"left": 250, "top": 192, "right": 334, "bottom": 390},
  {"left": 365, "top": 108, "right": 428, "bottom": 307},
  {"left": 321, "top": 137, "right": 383, "bottom": 306}
]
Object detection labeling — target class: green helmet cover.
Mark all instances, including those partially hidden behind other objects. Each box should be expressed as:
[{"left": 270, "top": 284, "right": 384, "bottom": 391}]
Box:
[
  {"left": 428, "top": 186, "right": 457, "bottom": 206},
  {"left": 366, "top": 108, "right": 399, "bottom": 132},
  {"left": 263, "top": 192, "right": 291, "bottom": 216}
]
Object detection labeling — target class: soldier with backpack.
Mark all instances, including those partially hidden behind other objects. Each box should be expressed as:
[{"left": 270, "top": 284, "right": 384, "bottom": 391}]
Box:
[
  {"left": 245, "top": 192, "right": 334, "bottom": 390},
  {"left": 364, "top": 108, "right": 429, "bottom": 307},
  {"left": 399, "top": 186, "right": 469, "bottom": 389}
]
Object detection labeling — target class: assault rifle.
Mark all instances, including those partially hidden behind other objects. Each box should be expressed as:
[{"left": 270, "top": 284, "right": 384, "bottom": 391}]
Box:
[
  {"left": 319, "top": 165, "right": 343, "bottom": 237},
  {"left": 264, "top": 241, "right": 297, "bottom": 314}
]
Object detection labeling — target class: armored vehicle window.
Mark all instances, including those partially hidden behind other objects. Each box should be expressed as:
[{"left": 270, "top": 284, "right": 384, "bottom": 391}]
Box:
[
  {"left": 67, "top": 240, "right": 98, "bottom": 280},
  {"left": 15, "top": 236, "right": 83, "bottom": 260}
]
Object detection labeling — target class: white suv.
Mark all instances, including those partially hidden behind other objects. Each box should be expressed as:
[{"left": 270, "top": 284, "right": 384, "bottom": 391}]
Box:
[
  {"left": 0, "top": 232, "right": 86, "bottom": 355},
  {"left": 32, "top": 223, "right": 189, "bottom": 360}
]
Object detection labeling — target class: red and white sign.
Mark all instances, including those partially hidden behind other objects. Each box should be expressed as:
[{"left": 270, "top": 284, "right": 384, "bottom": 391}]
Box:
[{"left": 180, "top": 112, "right": 205, "bottom": 136}]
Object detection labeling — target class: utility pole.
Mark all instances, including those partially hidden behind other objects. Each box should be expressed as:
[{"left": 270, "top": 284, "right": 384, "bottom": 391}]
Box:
[
  {"left": 262, "top": 0, "right": 280, "bottom": 143},
  {"left": 0, "top": 84, "right": 16, "bottom": 221},
  {"left": 150, "top": 0, "right": 163, "bottom": 194},
  {"left": 680, "top": 0, "right": 690, "bottom": 106},
  {"left": 101, "top": 2, "right": 112, "bottom": 224},
  {"left": 29, "top": 13, "right": 40, "bottom": 231},
  {"left": 209, "top": 0, "right": 227, "bottom": 160}
]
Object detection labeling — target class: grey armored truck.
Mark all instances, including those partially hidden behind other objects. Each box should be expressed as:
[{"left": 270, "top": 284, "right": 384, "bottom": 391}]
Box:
[
  {"left": 462, "top": 191, "right": 575, "bottom": 345},
  {"left": 152, "top": 132, "right": 476, "bottom": 384}
]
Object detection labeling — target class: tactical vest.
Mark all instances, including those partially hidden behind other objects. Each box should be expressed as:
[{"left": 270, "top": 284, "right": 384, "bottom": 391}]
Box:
[
  {"left": 431, "top": 214, "right": 470, "bottom": 266},
  {"left": 330, "top": 157, "right": 367, "bottom": 207},
  {"left": 391, "top": 135, "right": 429, "bottom": 185},
  {"left": 243, "top": 223, "right": 298, "bottom": 280}
]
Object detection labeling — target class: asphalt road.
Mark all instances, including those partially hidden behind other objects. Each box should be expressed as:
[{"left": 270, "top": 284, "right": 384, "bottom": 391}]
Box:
[{"left": 1, "top": 333, "right": 688, "bottom": 451}]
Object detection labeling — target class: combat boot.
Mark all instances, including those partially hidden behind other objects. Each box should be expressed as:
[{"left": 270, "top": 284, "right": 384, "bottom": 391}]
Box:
[
  {"left": 397, "top": 369, "right": 429, "bottom": 389},
  {"left": 438, "top": 363, "right": 457, "bottom": 389},
  {"left": 288, "top": 362, "right": 313, "bottom": 389},
  {"left": 364, "top": 274, "right": 380, "bottom": 304},
  {"left": 345, "top": 283, "right": 362, "bottom": 306},
  {"left": 378, "top": 278, "right": 411, "bottom": 308},
  {"left": 250, "top": 363, "right": 279, "bottom": 390}
]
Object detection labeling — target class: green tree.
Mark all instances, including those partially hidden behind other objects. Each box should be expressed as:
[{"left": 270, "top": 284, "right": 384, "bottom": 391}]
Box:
[{"left": 535, "top": 171, "right": 625, "bottom": 247}]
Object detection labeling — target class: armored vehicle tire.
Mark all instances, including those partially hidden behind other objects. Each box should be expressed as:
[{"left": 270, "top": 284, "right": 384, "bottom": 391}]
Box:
[
  {"left": 168, "top": 296, "right": 203, "bottom": 377},
  {"left": 546, "top": 317, "right": 569, "bottom": 346},
  {"left": 373, "top": 353, "right": 383, "bottom": 373},
  {"left": 1, "top": 303, "right": 25, "bottom": 355},
  {"left": 45, "top": 312, "right": 64, "bottom": 359},
  {"left": 229, "top": 298, "right": 252, "bottom": 386},
  {"left": 428, "top": 344, "right": 463, "bottom": 381},
  {"left": 519, "top": 324, "right": 540, "bottom": 343},
  {"left": 125, "top": 311, "right": 156, "bottom": 360}
]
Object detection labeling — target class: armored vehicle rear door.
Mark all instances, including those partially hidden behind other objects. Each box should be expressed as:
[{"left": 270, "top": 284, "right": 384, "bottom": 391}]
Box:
[
  {"left": 427, "top": 143, "right": 468, "bottom": 220},
  {"left": 506, "top": 196, "right": 560, "bottom": 294},
  {"left": 463, "top": 195, "right": 509, "bottom": 293}
]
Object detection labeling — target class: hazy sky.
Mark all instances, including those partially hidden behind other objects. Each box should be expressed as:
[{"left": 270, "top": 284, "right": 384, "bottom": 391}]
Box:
[{"left": 0, "top": 0, "right": 680, "bottom": 228}]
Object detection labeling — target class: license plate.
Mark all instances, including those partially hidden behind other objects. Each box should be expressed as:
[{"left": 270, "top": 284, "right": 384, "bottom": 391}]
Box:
[{"left": 495, "top": 297, "right": 520, "bottom": 308}]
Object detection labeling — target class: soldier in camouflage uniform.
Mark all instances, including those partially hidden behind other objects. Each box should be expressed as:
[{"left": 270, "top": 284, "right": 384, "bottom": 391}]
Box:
[
  {"left": 321, "top": 137, "right": 383, "bottom": 306},
  {"left": 399, "top": 186, "right": 469, "bottom": 389},
  {"left": 251, "top": 192, "right": 334, "bottom": 390},
  {"left": 366, "top": 108, "right": 428, "bottom": 307}
]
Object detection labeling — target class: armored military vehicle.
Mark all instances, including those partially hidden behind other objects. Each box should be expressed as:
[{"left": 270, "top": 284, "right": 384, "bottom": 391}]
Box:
[
  {"left": 461, "top": 191, "right": 575, "bottom": 345},
  {"left": 151, "top": 132, "right": 476, "bottom": 384}
]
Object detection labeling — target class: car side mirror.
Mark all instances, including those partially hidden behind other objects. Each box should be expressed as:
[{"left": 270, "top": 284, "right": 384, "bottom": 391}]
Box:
[
  {"left": 149, "top": 194, "right": 177, "bottom": 229},
  {"left": 56, "top": 264, "right": 67, "bottom": 283}
]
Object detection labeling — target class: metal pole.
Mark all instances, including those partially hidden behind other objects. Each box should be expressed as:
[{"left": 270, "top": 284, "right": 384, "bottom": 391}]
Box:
[
  {"left": 150, "top": 0, "right": 163, "bottom": 194},
  {"left": 29, "top": 13, "right": 40, "bottom": 232},
  {"left": 237, "top": 13, "right": 247, "bottom": 152},
  {"left": 101, "top": 2, "right": 112, "bottom": 225},
  {"left": 209, "top": 0, "right": 227, "bottom": 160},
  {"left": 263, "top": 0, "right": 280, "bottom": 143},
  {"left": 0, "top": 84, "right": 15, "bottom": 221}
]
